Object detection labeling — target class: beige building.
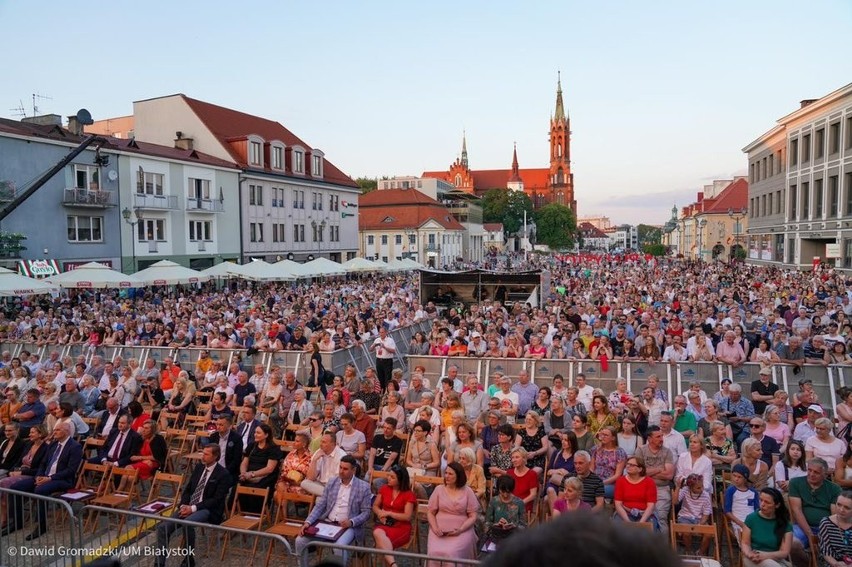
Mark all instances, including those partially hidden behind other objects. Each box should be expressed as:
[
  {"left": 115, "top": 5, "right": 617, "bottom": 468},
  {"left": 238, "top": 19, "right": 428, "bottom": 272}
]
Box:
[{"left": 743, "top": 83, "right": 852, "bottom": 269}]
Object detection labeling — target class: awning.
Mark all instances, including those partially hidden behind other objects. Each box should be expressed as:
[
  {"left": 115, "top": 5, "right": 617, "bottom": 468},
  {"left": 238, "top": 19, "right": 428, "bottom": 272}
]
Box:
[{"left": 18, "top": 259, "right": 60, "bottom": 279}]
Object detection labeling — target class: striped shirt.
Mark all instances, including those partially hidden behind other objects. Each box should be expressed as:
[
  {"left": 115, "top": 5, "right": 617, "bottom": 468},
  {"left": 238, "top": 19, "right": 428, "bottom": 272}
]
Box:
[{"left": 571, "top": 471, "right": 604, "bottom": 507}]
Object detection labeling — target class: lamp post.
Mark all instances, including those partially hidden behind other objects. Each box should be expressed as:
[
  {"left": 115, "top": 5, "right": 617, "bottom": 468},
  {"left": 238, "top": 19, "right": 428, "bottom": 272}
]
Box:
[
  {"left": 697, "top": 219, "right": 707, "bottom": 262},
  {"left": 311, "top": 219, "right": 326, "bottom": 260},
  {"left": 728, "top": 207, "right": 746, "bottom": 263},
  {"left": 121, "top": 207, "right": 142, "bottom": 272}
]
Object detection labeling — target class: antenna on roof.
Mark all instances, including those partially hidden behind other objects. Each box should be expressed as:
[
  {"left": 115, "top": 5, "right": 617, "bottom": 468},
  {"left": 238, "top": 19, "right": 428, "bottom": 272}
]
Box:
[
  {"left": 32, "top": 92, "right": 53, "bottom": 116},
  {"left": 9, "top": 100, "right": 26, "bottom": 118}
]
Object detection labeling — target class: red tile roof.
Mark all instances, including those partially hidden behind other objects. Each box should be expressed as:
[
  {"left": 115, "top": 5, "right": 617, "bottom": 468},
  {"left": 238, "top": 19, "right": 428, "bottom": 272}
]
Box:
[
  {"left": 180, "top": 95, "right": 358, "bottom": 188},
  {"left": 483, "top": 223, "right": 503, "bottom": 232},
  {"left": 360, "top": 189, "right": 465, "bottom": 231},
  {"left": 578, "top": 222, "right": 609, "bottom": 239},
  {"left": 422, "top": 167, "right": 550, "bottom": 192},
  {"left": 701, "top": 178, "right": 749, "bottom": 214}
]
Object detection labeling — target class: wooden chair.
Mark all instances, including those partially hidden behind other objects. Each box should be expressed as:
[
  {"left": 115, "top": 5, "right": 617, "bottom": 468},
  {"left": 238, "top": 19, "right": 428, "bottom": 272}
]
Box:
[
  {"left": 83, "top": 436, "right": 106, "bottom": 459},
  {"left": 164, "top": 428, "right": 191, "bottom": 473},
  {"left": 219, "top": 485, "right": 270, "bottom": 561},
  {"left": 183, "top": 414, "right": 208, "bottom": 433},
  {"left": 263, "top": 492, "right": 316, "bottom": 567},
  {"left": 720, "top": 511, "right": 743, "bottom": 567},
  {"left": 158, "top": 411, "right": 181, "bottom": 430},
  {"left": 87, "top": 466, "right": 140, "bottom": 535},
  {"left": 670, "top": 516, "right": 721, "bottom": 562},
  {"left": 273, "top": 439, "right": 296, "bottom": 454},
  {"left": 412, "top": 475, "right": 444, "bottom": 552},
  {"left": 59, "top": 462, "right": 109, "bottom": 504},
  {"left": 182, "top": 430, "right": 210, "bottom": 468},
  {"left": 394, "top": 431, "right": 409, "bottom": 464},
  {"left": 140, "top": 472, "right": 184, "bottom": 516}
]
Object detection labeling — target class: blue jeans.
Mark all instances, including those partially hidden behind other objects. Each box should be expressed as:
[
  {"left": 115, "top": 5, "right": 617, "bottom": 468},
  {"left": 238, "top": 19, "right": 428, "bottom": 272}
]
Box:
[{"left": 792, "top": 524, "right": 817, "bottom": 548}]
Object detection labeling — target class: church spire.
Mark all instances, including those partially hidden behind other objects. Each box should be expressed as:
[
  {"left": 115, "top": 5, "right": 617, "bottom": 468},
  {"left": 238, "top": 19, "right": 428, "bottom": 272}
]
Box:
[
  {"left": 509, "top": 142, "right": 521, "bottom": 182},
  {"left": 461, "top": 130, "right": 468, "bottom": 169},
  {"left": 554, "top": 71, "right": 567, "bottom": 121}
]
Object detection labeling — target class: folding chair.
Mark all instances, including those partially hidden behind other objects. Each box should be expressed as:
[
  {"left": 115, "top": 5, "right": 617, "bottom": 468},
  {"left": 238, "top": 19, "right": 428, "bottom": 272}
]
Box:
[
  {"left": 63, "top": 462, "right": 110, "bottom": 502},
  {"left": 181, "top": 430, "right": 210, "bottom": 469},
  {"left": 264, "top": 492, "right": 316, "bottom": 567},
  {"left": 158, "top": 411, "right": 181, "bottom": 430},
  {"left": 395, "top": 431, "right": 409, "bottom": 464},
  {"left": 670, "top": 516, "right": 721, "bottom": 562},
  {"left": 83, "top": 436, "right": 105, "bottom": 459},
  {"left": 412, "top": 475, "right": 444, "bottom": 552},
  {"left": 273, "top": 438, "right": 296, "bottom": 454},
  {"left": 87, "top": 466, "right": 140, "bottom": 535},
  {"left": 219, "top": 485, "right": 269, "bottom": 561},
  {"left": 164, "top": 428, "right": 191, "bottom": 473},
  {"left": 139, "top": 472, "right": 184, "bottom": 516}
]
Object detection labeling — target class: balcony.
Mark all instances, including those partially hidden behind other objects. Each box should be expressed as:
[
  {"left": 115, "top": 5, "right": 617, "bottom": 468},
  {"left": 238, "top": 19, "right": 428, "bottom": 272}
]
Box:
[
  {"left": 62, "top": 188, "right": 116, "bottom": 208},
  {"left": 424, "top": 243, "right": 441, "bottom": 252},
  {"left": 186, "top": 197, "right": 224, "bottom": 212},
  {"left": 134, "top": 193, "right": 178, "bottom": 210}
]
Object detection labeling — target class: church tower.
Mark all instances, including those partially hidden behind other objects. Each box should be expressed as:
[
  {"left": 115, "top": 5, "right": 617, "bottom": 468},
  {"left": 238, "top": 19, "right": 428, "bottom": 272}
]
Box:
[
  {"left": 507, "top": 143, "right": 524, "bottom": 193},
  {"left": 447, "top": 130, "right": 475, "bottom": 193},
  {"left": 549, "top": 72, "right": 576, "bottom": 213}
]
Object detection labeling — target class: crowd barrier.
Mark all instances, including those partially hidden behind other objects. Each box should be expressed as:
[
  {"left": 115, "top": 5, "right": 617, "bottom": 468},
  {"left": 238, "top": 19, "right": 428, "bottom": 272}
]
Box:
[
  {"left": 404, "top": 356, "right": 848, "bottom": 418},
  {"left": 300, "top": 540, "right": 481, "bottom": 567},
  {"left": 0, "top": 319, "right": 433, "bottom": 387}
]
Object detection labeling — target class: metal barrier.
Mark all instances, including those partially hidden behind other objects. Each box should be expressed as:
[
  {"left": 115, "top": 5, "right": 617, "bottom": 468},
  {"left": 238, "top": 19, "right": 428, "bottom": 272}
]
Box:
[
  {"left": 0, "top": 486, "right": 84, "bottom": 567},
  {"left": 405, "top": 356, "right": 846, "bottom": 417},
  {"left": 299, "top": 540, "right": 481, "bottom": 567}
]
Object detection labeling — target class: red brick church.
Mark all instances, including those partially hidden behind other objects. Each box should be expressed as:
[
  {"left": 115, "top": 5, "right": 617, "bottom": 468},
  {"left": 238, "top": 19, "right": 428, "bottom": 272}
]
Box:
[{"left": 422, "top": 74, "right": 576, "bottom": 212}]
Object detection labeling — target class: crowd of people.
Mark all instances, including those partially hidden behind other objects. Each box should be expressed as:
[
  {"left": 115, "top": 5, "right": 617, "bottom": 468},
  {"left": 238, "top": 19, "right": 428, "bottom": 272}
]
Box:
[{"left": 0, "top": 257, "right": 851, "bottom": 566}]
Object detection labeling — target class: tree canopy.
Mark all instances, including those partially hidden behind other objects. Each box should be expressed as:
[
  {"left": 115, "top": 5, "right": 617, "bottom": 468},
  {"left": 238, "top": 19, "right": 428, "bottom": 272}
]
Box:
[
  {"left": 481, "top": 188, "right": 533, "bottom": 234},
  {"left": 534, "top": 203, "right": 576, "bottom": 250}
]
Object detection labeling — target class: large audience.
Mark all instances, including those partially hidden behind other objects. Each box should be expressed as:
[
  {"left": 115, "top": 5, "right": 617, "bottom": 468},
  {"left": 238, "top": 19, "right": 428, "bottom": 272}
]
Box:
[{"left": 0, "top": 256, "right": 851, "bottom": 566}]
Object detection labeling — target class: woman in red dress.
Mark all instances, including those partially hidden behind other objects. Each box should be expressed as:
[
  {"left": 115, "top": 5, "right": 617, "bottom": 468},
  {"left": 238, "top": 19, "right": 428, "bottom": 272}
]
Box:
[
  {"left": 372, "top": 465, "right": 417, "bottom": 566},
  {"left": 128, "top": 420, "right": 167, "bottom": 481}
]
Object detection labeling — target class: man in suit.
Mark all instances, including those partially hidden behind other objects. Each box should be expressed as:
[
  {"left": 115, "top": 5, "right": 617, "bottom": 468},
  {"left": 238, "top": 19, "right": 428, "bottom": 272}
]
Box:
[
  {"left": 154, "top": 444, "right": 232, "bottom": 567},
  {"left": 207, "top": 415, "right": 243, "bottom": 481},
  {"left": 89, "top": 415, "right": 141, "bottom": 467},
  {"left": 234, "top": 405, "right": 260, "bottom": 450},
  {"left": 94, "top": 398, "right": 125, "bottom": 438},
  {"left": 296, "top": 455, "right": 372, "bottom": 567},
  {"left": 2, "top": 422, "right": 83, "bottom": 539}
]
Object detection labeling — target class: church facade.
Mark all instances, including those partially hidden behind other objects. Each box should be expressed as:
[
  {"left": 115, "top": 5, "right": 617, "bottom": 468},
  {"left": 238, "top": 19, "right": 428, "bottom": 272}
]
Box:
[{"left": 422, "top": 75, "right": 576, "bottom": 212}]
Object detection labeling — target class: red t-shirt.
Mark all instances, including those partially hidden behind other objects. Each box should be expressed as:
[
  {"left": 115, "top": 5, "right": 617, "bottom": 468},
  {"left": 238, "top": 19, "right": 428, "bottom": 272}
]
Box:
[
  {"left": 508, "top": 468, "right": 539, "bottom": 511},
  {"left": 614, "top": 475, "right": 657, "bottom": 510}
]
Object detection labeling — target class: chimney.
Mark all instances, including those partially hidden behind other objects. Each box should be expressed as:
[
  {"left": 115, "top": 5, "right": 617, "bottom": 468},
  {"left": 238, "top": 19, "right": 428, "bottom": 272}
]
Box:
[
  {"left": 66, "top": 115, "right": 83, "bottom": 135},
  {"left": 800, "top": 99, "right": 818, "bottom": 109},
  {"left": 22, "top": 114, "right": 62, "bottom": 127},
  {"left": 174, "top": 131, "right": 194, "bottom": 151}
]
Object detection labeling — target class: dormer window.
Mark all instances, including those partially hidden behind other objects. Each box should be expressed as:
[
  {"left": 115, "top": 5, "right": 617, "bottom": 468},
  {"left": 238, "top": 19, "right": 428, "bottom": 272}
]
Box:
[
  {"left": 293, "top": 147, "right": 305, "bottom": 174},
  {"left": 311, "top": 150, "right": 324, "bottom": 178},
  {"left": 271, "top": 143, "right": 285, "bottom": 170},
  {"left": 383, "top": 216, "right": 395, "bottom": 223},
  {"left": 249, "top": 141, "right": 262, "bottom": 166}
]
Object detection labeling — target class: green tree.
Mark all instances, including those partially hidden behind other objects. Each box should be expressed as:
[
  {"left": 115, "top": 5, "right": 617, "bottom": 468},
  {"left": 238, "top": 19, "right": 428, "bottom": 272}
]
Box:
[
  {"left": 503, "top": 191, "right": 533, "bottom": 234},
  {"left": 638, "top": 224, "right": 661, "bottom": 246},
  {"left": 481, "top": 188, "right": 508, "bottom": 223},
  {"left": 355, "top": 177, "right": 378, "bottom": 194},
  {"left": 0, "top": 231, "right": 27, "bottom": 258},
  {"left": 643, "top": 243, "right": 667, "bottom": 256},
  {"left": 534, "top": 203, "right": 576, "bottom": 249}
]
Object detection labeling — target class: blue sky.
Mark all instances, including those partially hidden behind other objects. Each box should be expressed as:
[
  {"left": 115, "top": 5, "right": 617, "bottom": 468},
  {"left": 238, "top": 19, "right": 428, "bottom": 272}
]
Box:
[{"left": 1, "top": 0, "right": 850, "bottom": 224}]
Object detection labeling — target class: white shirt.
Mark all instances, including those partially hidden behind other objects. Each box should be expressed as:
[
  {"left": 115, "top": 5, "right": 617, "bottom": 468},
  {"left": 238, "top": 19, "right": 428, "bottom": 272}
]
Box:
[
  {"left": 313, "top": 446, "right": 346, "bottom": 485},
  {"left": 48, "top": 441, "right": 66, "bottom": 477},
  {"left": 101, "top": 411, "right": 119, "bottom": 438},
  {"left": 577, "top": 385, "right": 595, "bottom": 412},
  {"left": 662, "top": 430, "right": 687, "bottom": 462},
  {"left": 328, "top": 480, "right": 352, "bottom": 523}
]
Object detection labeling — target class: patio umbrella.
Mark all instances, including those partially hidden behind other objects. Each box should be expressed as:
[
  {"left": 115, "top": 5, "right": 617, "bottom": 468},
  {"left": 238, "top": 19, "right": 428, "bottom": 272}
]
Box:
[
  {"left": 299, "top": 257, "right": 345, "bottom": 277},
  {"left": 0, "top": 267, "right": 58, "bottom": 296},
  {"left": 341, "top": 257, "right": 381, "bottom": 273},
  {"left": 235, "top": 260, "right": 295, "bottom": 282},
  {"left": 131, "top": 260, "right": 211, "bottom": 286},
  {"left": 202, "top": 262, "right": 241, "bottom": 278},
  {"left": 45, "top": 262, "right": 143, "bottom": 289}
]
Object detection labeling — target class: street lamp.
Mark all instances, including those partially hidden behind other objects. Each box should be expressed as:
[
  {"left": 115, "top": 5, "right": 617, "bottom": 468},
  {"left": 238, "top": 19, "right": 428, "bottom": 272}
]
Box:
[
  {"left": 728, "top": 207, "right": 747, "bottom": 262},
  {"left": 310, "top": 219, "right": 326, "bottom": 260},
  {"left": 122, "top": 207, "right": 143, "bottom": 272},
  {"left": 697, "top": 219, "right": 707, "bottom": 262}
]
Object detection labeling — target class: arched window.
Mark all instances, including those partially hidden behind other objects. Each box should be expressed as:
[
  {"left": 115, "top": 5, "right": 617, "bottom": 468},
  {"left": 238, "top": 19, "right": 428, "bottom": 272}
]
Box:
[
  {"left": 556, "top": 167, "right": 564, "bottom": 185},
  {"left": 454, "top": 174, "right": 462, "bottom": 187},
  {"left": 557, "top": 143, "right": 562, "bottom": 158}
]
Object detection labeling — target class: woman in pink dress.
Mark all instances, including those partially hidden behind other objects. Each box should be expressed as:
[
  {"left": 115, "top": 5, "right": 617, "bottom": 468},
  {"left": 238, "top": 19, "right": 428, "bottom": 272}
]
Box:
[{"left": 427, "top": 461, "right": 480, "bottom": 566}]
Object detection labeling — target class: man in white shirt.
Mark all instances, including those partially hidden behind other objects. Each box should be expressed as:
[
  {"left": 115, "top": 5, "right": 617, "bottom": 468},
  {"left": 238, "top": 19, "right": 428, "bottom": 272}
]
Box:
[
  {"left": 301, "top": 432, "right": 347, "bottom": 496},
  {"left": 662, "top": 335, "right": 689, "bottom": 363},
  {"left": 369, "top": 327, "right": 396, "bottom": 391},
  {"left": 494, "top": 377, "right": 520, "bottom": 424},
  {"left": 660, "top": 412, "right": 687, "bottom": 462},
  {"left": 576, "top": 373, "right": 595, "bottom": 413},
  {"left": 641, "top": 386, "right": 668, "bottom": 427}
]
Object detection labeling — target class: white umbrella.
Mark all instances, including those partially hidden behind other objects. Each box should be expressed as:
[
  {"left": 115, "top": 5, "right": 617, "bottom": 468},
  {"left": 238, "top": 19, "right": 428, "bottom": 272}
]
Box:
[
  {"left": 0, "top": 267, "right": 57, "bottom": 296},
  {"left": 131, "top": 260, "right": 211, "bottom": 286},
  {"left": 298, "top": 257, "right": 345, "bottom": 277},
  {"left": 384, "top": 259, "right": 410, "bottom": 272},
  {"left": 45, "top": 262, "right": 143, "bottom": 289},
  {"left": 236, "top": 260, "right": 295, "bottom": 282},
  {"left": 202, "top": 262, "right": 241, "bottom": 278},
  {"left": 341, "top": 257, "right": 380, "bottom": 273},
  {"left": 271, "top": 259, "right": 303, "bottom": 279},
  {"left": 401, "top": 258, "right": 426, "bottom": 269},
  {"left": 371, "top": 259, "right": 391, "bottom": 272}
]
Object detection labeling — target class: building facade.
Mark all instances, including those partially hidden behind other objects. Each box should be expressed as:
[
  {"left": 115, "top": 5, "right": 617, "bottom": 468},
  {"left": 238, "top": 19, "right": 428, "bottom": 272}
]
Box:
[
  {"left": 422, "top": 75, "right": 576, "bottom": 212},
  {"left": 92, "top": 94, "right": 360, "bottom": 263},
  {"left": 743, "top": 83, "right": 852, "bottom": 269}
]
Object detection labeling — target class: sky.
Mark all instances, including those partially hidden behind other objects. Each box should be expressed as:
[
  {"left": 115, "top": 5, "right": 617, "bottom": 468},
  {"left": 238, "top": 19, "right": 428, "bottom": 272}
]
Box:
[{"left": 2, "top": 0, "right": 850, "bottom": 225}]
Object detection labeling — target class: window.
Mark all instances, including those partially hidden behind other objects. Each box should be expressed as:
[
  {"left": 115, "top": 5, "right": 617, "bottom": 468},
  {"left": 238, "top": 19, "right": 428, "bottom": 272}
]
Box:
[
  {"left": 409, "top": 234, "right": 416, "bottom": 245},
  {"left": 188, "top": 220, "right": 211, "bottom": 241},
  {"left": 138, "top": 219, "right": 165, "bottom": 242},
  {"left": 790, "top": 139, "right": 798, "bottom": 166},
  {"left": 790, "top": 184, "right": 797, "bottom": 219},
  {"left": 847, "top": 117, "right": 852, "bottom": 150},
  {"left": 768, "top": 193, "right": 773, "bottom": 216},
  {"left": 294, "top": 151, "right": 304, "bottom": 173},
  {"left": 249, "top": 184, "right": 263, "bottom": 206},
  {"left": 293, "top": 224, "right": 306, "bottom": 243},
  {"left": 802, "top": 133, "right": 811, "bottom": 162},
  {"left": 330, "top": 225, "right": 339, "bottom": 242},
  {"left": 136, "top": 171, "right": 163, "bottom": 195},
  {"left": 188, "top": 178, "right": 210, "bottom": 199},
  {"left": 830, "top": 176, "right": 839, "bottom": 217},
  {"left": 312, "top": 155, "right": 323, "bottom": 177},
  {"left": 768, "top": 154, "right": 774, "bottom": 176},
  {"left": 272, "top": 146, "right": 283, "bottom": 170},
  {"left": 381, "top": 235, "right": 388, "bottom": 245},
  {"left": 815, "top": 128, "right": 825, "bottom": 159},
  {"left": 395, "top": 235, "right": 402, "bottom": 245},
  {"left": 801, "top": 182, "right": 810, "bottom": 219},
  {"left": 75, "top": 165, "right": 100, "bottom": 190},
  {"left": 815, "top": 179, "right": 823, "bottom": 217},
  {"left": 847, "top": 173, "right": 852, "bottom": 215},
  {"left": 329, "top": 195, "right": 339, "bottom": 211},
  {"left": 67, "top": 215, "right": 103, "bottom": 242},
  {"left": 292, "top": 190, "right": 304, "bottom": 209},
  {"left": 312, "top": 192, "right": 322, "bottom": 210},
  {"left": 249, "top": 223, "right": 264, "bottom": 243},
  {"left": 761, "top": 195, "right": 766, "bottom": 217},
  {"left": 829, "top": 123, "right": 840, "bottom": 154},
  {"left": 367, "top": 235, "right": 374, "bottom": 245},
  {"left": 272, "top": 223, "right": 286, "bottom": 243},
  {"left": 249, "top": 141, "right": 262, "bottom": 166},
  {"left": 846, "top": 239, "right": 852, "bottom": 269}
]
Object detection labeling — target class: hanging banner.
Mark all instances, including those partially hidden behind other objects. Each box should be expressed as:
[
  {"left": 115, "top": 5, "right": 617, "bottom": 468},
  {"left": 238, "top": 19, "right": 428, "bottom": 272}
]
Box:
[{"left": 18, "top": 259, "right": 60, "bottom": 279}]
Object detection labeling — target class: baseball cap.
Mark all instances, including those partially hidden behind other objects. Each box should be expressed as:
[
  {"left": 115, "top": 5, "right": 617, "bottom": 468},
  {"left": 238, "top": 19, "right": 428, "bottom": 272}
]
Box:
[
  {"left": 807, "top": 404, "right": 823, "bottom": 413},
  {"left": 732, "top": 464, "right": 750, "bottom": 481}
]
